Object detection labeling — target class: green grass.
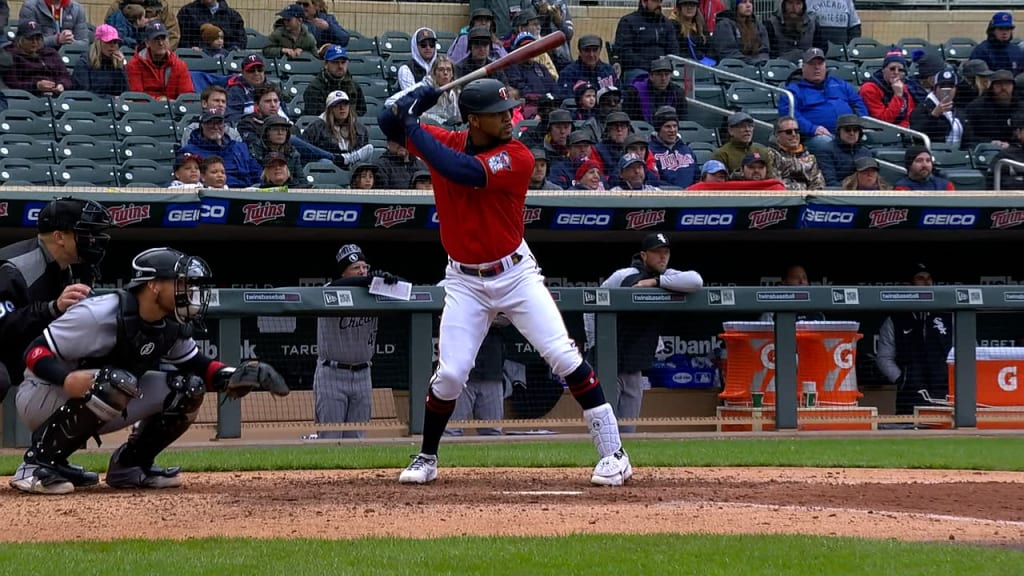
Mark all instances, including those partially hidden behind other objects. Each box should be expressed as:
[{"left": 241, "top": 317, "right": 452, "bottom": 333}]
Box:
[
  {"left": 0, "top": 535, "right": 1020, "bottom": 576},
  {"left": 2, "top": 437, "right": 1022, "bottom": 474}
]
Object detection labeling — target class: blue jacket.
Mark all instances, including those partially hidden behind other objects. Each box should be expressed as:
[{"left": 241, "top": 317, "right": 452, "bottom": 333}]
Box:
[
  {"left": 648, "top": 136, "right": 697, "bottom": 188},
  {"left": 105, "top": 10, "right": 144, "bottom": 48},
  {"left": 780, "top": 75, "right": 868, "bottom": 136},
  {"left": 969, "top": 38, "right": 1024, "bottom": 74},
  {"left": 71, "top": 54, "right": 128, "bottom": 97},
  {"left": 557, "top": 59, "right": 616, "bottom": 100},
  {"left": 180, "top": 131, "right": 263, "bottom": 188},
  {"left": 304, "top": 11, "right": 348, "bottom": 47}
]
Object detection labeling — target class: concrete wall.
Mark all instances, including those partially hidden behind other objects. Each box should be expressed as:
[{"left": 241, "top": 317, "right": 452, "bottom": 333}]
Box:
[{"left": 8, "top": 1, "right": 1018, "bottom": 53}]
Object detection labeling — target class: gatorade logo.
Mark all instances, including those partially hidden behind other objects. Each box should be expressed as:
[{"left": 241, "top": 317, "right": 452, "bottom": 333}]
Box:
[
  {"left": 760, "top": 343, "right": 775, "bottom": 369},
  {"left": 998, "top": 366, "right": 1018, "bottom": 392},
  {"left": 833, "top": 342, "right": 855, "bottom": 369}
]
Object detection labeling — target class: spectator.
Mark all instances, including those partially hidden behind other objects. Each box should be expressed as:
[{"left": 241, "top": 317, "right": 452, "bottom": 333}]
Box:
[
  {"left": 612, "top": 153, "right": 662, "bottom": 191},
  {"left": 549, "top": 129, "right": 602, "bottom": 189},
  {"left": 105, "top": 1, "right": 148, "bottom": 49},
  {"left": 875, "top": 263, "right": 953, "bottom": 416},
  {"left": 528, "top": 148, "right": 560, "bottom": 189},
  {"left": 254, "top": 151, "right": 293, "bottom": 190},
  {"left": 779, "top": 47, "right": 867, "bottom": 153},
  {"left": 19, "top": 0, "right": 89, "bottom": 48},
  {"left": 264, "top": 4, "right": 316, "bottom": 60},
  {"left": 805, "top": 0, "right": 860, "bottom": 48},
  {"left": 963, "top": 69, "right": 1020, "bottom": 149},
  {"left": 180, "top": 85, "right": 243, "bottom": 145},
  {"left": 860, "top": 48, "right": 915, "bottom": 127},
  {"left": 816, "top": 113, "right": 871, "bottom": 187},
  {"left": 956, "top": 59, "right": 993, "bottom": 109},
  {"left": 734, "top": 150, "right": 769, "bottom": 180},
  {"left": 410, "top": 170, "right": 432, "bottom": 190},
  {"left": 350, "top": 162, "right": 379, "bottom": 190},
  {"left": 987, "top": 110, "right": 1024, "bottom": 190},
  {"left": 237, "top": 84, "right": 284, "bottom": 150},
  {"left": 893, "top": 145, "right": 954, "bottom": 191},
  {"left": 399, "top": 28, "right": 439, "bottom": 90},
  {"left": 648, "top": 105, "right": 697, "bottom": 188},
  {"left": 472, "top": 0, "right": 514, "bottom": 39},
  {"left": 698, "top": 0, "right": 727, "bottom": 33},
  {"left": 251, "top": 116, "right": 304, "bottom": 187},
  {"left": 522, "top": 0, "right": 574, "bottom": 71},
  {"left": 303, "top": 90, "right": 370, "bottom": 156},
  {"left": 571, "top": 159, "right": 605, "bottom": 190},
  {"left": 226, "top": 53, "right": 274, "bottom": 123},
  {"left": 695, "top": 159, "right": 729, "bottom": 184},
  {"left": 126, "top": 21, "right": 194, "bottom": 100},
  {"left": 376, "top": 141, "right": 428, "bottom": 190},
  {"left": 505, "top": 32, "right": 558, "bottom": 110},
  {"left": 506, "top": 10, "right": 558, "bottom": 79},
  {"left": 421, "top": 56, "right": 461, "bottom": 126},
  {"left": 969, "top": 12, "right": 1024, "bottom": 74},
  {"left": 595, "top": 111, "right": 633, "bottom": 176},
  {"left": 711, "top": 0, "right": 769, "bottom": 66},
  {"left": 519, "top": 107, "right": 573, "bottom": 156},
  {"left": 909, "top": 70, "right": 965, "bottom": 147},
  {"left": 768, "top": 115, "right": 825, "bottom": 190},
  {"left": 447, "top": 8, "right": 508, "bottom": 65},
  {"left": 456, "top": 27, "right": 510, "bottom": 86},
  {"left": 201, "top": 154, "right": 228, "bottom": 188},
  {"left": 180, "top": 108, "right": 263, "bottom": 188},
  {"left": 198, "top": 23, "right": 229, "bottom": 57},
  {"left": 765, "top": 0, "right": 816, "bottom": 63},
  {"left": 168, "top": 152, "right": 203, "bottom": 188},
  {"left": 304, "top": 45, "right": 366, "bottom": 118},
  {"left": 711, "top": 111, "right": 774, "bottom": 175},
  {"left": 622, "top": 57, "right": 686, "bottom": 125},
  {"left": 841, "top": 157, "right": 890, "bottom": 190},
  {"left": 72, "top": 24, "right": 129, "bottom": 97},
  {"left": 595, "top": 86, "right": 623, "bottom": 126},
  {"left": 104, "top": 0, "right": 182, "bottom": 51},
  {"left": 177, "top": 0, "right": 246, "bottom": 51},
  {"left": 613, "top": 0, "right": 679, "bottom": 84},
  {"left": 3, "top": 21, "right": 71, "bottom": 97},
  {"left": 298, "top": 0, "right": 348, "bottom": 47},
  {"left": 557, "top": 34, "right": 616, "bottom": 100},
  {"left": 672, "top": 0, "right": 712, "bottom": 63},
  {"left": 906, "top": 51, "right": 944, "bottom": 106}
]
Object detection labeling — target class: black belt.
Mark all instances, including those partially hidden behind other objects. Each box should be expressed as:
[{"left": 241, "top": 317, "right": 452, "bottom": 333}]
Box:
[
  {"left": 321, "top": 360, "right": 371, "bottom": 371},
  {"left": 458, "top": 252, "right": 523, "bottom": 278}
]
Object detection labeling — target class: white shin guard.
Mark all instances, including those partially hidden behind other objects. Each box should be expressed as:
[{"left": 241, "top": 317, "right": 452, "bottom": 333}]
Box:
[{"left": 583, "top": 403, "right": 622, "bottom": 458}]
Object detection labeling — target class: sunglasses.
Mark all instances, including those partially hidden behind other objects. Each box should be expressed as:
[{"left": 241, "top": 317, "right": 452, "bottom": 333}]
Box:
[
  {"left": 418, "top": 39, "right": 437, "bottom": 48},
  {"left": 776, "top": 128, "right": 799, "bottom": 135}
]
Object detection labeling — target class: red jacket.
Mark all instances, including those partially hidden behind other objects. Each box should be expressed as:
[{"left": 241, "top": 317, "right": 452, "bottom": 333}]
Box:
[
  {"left": 700, "top": 0, "right": 727, "bottom": 33},
  {"left": 859, "top": 80, "right": 915, "bottom": 128},
  {"left": 126, "top": 48, "right": 194, "bottom": 100}
]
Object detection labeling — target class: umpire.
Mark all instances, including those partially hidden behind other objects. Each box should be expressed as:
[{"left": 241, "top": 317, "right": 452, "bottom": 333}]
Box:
[
  {"left": 0, "top": 197, "right": 111, "bottom": 402},
  {"left": 311, "top": 244, "right": 398, "bottom": 439}
]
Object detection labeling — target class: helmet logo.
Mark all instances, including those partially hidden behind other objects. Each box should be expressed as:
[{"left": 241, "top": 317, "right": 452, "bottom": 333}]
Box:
[{"left": 498, "top": 86, "right": 509, "bottom": 100}]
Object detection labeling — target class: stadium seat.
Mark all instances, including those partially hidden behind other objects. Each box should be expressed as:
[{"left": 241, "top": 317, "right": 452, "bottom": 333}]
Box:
[
  {"left": 245, "top": 30, "right": 270, "bottom": 51},
  {"left": 294, "top": 115, "right": 321, "bottom": 135},
  {"left": 689, "top": 141, "right": 717, "bottom": 165},
  {"left": 54, "top": 111, "right": 115, "bottom": 140},
  {"left": 170, "top": 92, "right": 202, "bottom": 121},
  {"left": 114, "top": 91, "right": 172, "bottom": 118},
  {"left": 302, "top": 162, "right": 350, "bottom": 187},
  {"left": 58, "top": 43, "right": 89, "bottom": 69},
  {"left": 930, "top": 144, "right": 972, "bottom": 168},
  {"left": 943, "top": 168, "right": 986, "bottom": 190},
  {"left": 285, "top": 97, "right": 305, "bottom": 120},
  {"left": 51, "top": 90, "right": 114, "bottom": 118},
  {"left": 0, "top": 158, "right": 56, "bottom": 185},
  {"left": 873, "top": 147, "right": 907, "bottom": 166},
  {"left": 854, "top": 62, "right": 877, "bottom": 85},
  {"left": 761, "top": 59, "right": 798, "bottom": 84},
  {"left": 725, "top": 84, "right": 774, "bottom": 109},
  {"left": 715, "top": 58, "right": 760, "bottom": 84},
  {"left": 514, "top": 118, "right": 539, "bottom": 139},
  {"left": 631, "top": 120, "right": 654, "bottom": 139},
  {"left": 282, "top": 77, "right": 309, "bottom": 101},
  {"left": 677, "top": 120, "right": 718, "bottom": 146},
  {"left": 363, "top": 96, "right": 383, "bottom": 119},
  {"left": 345, "top": 35, "right": 378, "bottom": 55},
  {"left": 356, "top": 78, "right": 390, "bottom": 101},
  {"left": 55, "top": 135, "right": 118, "bottom": 162},
  {"left": 827, "top": 60, "right": 861, "bottom": 85},
  {"left": 378, "top": 30, "right": 412, "bottom": 58},
  {"left": 898, "top": 38, "right": 942, "bottom": 63},
  {"left": 116, "top": 113, "right": 177, "bottom": 141},
  {"left": 118, "top": 135, "right": 178, "bottom": 163},
  {"left": 366, "top": 123, "right": 386, "bottom": 142},
  {"left": 174, "top": 49, "right": 224, "bottom": 73},
  {"left": 846, "top": 37, "right": 890, "bottom": 63},
  {"left": 941, "top": 37, "right": 978, "bottom": 62},
  {"left": 435, "top": 31, "right": 456, "bottom": 54},
  {"left": 55, "top": 158, "right": 119, "bottom": 187},
  {"left": 0, "top": 135, "right": 56, "bottom": 162},
  {"left": 275, "top": 54, "right": 323, "bottom": 78},
  {"left": 972, "top": 143, "right": 1004, "bottom": 170},
  {"left": 119, "top": 159, "right": 169, "bottom": 186},
  {"left": 825, "top": 41, "right": 846, "bottom": 61},
  {"left": 861, "top": 125, "right": 902, "bottom": 147},
  {"left": 2, "top": 89, "right": 51, "bottom": 117},
  {"left": 350, "top": 58, "right": 384, "bottom": 79}
]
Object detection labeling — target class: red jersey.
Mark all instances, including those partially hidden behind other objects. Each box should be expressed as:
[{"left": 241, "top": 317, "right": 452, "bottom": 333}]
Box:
[{"left": 408, "top": 124, "right": 534, "bottom": 264}]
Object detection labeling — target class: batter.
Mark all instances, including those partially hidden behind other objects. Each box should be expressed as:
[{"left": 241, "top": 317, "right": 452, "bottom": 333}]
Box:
[{"left": 380, "top": 79, "right": 631, "bottom": 486}]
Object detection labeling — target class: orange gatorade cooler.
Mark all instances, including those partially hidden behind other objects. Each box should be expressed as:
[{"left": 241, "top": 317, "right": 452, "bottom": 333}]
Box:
[
  {"left": 946, "top": 347, "right": 1024, "bottom": 406},
  {"left": 718, "top": 322, "right": 776, "bottom": 406},
  {"left": 795, "top": 321, "right": 863, "bottom": 405}
]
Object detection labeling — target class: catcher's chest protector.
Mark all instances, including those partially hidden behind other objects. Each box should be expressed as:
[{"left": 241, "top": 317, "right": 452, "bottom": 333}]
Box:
[{"left": 79, "top": 290, "right": 185, "bottom": 378}]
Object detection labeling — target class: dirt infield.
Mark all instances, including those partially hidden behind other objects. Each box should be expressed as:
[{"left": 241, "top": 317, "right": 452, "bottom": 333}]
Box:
[{"left": 2, "top": 467, "right": 1023, "bottom": 545}]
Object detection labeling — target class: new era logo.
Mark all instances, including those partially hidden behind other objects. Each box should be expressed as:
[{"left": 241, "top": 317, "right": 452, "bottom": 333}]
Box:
[
  {"left": 582, "top": 289, "right": 609, "bottom": 306},
  {"left": 956, "top": 288, "right": 982, "bottom": 305}
]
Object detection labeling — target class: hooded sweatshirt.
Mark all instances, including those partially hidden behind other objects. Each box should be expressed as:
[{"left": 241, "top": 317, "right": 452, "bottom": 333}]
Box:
[
  {"left": 765, "top": 0, "right": 816, "bottom": 62},
  {"left": 397, "top": 27, "right": 437, "bottom": 90}
]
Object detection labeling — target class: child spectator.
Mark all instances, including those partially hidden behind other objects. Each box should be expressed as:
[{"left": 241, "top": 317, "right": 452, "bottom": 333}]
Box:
[
  {"left": 168, "top": 152, "right": 203, "bottom": 188},
  {"left": 199, "top": 23, "right": 228, "bottom": 57},
  {"left": 106, "top": 0, "right": 148, "bottom": 48},
  {"left": 201, "top": 155, "right": 228, "bottom": 189}
]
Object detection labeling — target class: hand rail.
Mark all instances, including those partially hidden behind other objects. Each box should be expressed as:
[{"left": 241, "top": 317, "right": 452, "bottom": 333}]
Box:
[
  {"left": 993, "top": 157, "right": 1024, "bottom": 191},
  {"left": 670, "top": 56, "right": 796, "bottom": 121},
  {"left": 857, "top": 115, "right": 932, "bottom": 152}
]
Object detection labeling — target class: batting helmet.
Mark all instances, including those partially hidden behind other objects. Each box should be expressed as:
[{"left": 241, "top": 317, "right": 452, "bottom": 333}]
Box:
[
  {"left": 458, "top": 78, "right": 521, "bottom": 121},
  {"left": 126, "top": 247, "right": 213, "bottom": 325}
]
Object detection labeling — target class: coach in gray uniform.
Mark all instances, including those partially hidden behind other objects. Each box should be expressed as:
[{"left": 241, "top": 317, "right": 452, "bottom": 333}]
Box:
[
  {"left": 313, "top": 244, "right": 398, "bottom": 439},
  {"left": 584, "top": 233, "right": 704, "bottom": 433}
]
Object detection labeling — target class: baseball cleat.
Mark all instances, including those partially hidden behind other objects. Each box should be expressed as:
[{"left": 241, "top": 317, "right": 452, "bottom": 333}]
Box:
[
  {"left": 399, "top": 453, "right": 438, "bottom": 484},
  {"left": 106, "top": 463, "right": 183, "bottom": 489},
  {"left": 10, "top": 466, "right": 75, "bottom": 495},
  {"left": 591, "top": 449, "right": 632, "bottom": 486}
]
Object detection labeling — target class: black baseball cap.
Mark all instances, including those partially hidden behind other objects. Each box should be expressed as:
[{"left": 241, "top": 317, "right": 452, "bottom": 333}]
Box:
[
  {"left": 641, "top": 233, "right": 670, "bottom": 251},
  {"left": 578, "top": 34, "right": 602, "bottom": 49},
  {"left": 547, "top": 109, "right": 573, "bottom": 124}
]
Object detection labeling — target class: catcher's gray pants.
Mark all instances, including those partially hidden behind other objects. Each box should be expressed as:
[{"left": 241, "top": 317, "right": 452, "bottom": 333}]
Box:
[
  {"left": 616, "top": 371, "right": 645, "bottom": 434},
  {"left": 447, "top": 378, "right": 503, "bottom": 436},
  {"left": 17, "top": 371, "right": 175, "bottom": 434},
  {"left": 313, "top": 365, "right": 372, "bottom": 439}
]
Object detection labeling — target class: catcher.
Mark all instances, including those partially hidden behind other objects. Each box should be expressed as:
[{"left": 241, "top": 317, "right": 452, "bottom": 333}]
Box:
[{"left": 10, "top": 247, "right": 288, "bottom": 495}]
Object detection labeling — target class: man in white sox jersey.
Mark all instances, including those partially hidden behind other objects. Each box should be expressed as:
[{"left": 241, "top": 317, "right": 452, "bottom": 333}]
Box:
[
  {"left": 311, "top": 244, "right": 397, "bottom": 439},
  {"left": 381, "top": 78, "right": 631, "bottom": 486}
]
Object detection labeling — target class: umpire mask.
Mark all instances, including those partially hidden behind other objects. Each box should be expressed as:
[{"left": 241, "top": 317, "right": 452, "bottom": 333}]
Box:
[
  {"left": 73, "top": 200, "right": 113, "bottom": 279},
  {"left": 174, "top": 255, "right": 214, "bottom": 327}
]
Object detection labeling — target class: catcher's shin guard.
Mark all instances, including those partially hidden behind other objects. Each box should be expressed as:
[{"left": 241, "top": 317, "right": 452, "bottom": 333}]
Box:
[{"left": 107, "top": 374, "right": 204, "bottom": 487}]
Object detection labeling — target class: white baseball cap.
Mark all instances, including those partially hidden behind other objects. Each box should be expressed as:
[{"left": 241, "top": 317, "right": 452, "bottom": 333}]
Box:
[{"left": 326, "top": 90, "right": 350, "bottom": 108}]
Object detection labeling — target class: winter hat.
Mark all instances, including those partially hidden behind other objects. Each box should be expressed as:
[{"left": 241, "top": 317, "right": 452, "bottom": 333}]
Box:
[
  {"left": 915, "top": 53, "right": 946, "bottom": 79},
  {"left": 574, "top": 82, "right": 596, "bottom": 103},
  {"left": 200, "top": 23, "right": 223, "bottom": 45},
  {"left": 882, "top": 48, "right": 907, "bottom": 69},
  {"left": 574, "top": 160, "right": 601, "bottom": 182},
  {"left": 904, "top": 145, "right": 931, "bottom": 170},
  {"left": 336, "top": 244, "right": 366, "bottom": 267},
  {"left": 652, "top": 106, "right": 678, "bottom": 129}
]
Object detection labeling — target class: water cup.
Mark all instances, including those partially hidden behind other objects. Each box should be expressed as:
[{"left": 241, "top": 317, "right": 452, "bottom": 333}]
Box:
[
  {"left": 802, "top": 381, "right": 817, "bottom": 407},
  {"left": 751, "top": 392, "right": 764, "bottom": 408}
]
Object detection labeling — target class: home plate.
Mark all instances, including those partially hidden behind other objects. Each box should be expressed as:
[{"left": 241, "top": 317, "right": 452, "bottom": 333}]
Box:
[{"left": 499, "top": 491, "right": 584, "bottom": 496}]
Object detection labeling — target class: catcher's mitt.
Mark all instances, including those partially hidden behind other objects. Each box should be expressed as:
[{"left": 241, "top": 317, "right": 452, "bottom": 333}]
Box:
[{"left": 225, "top": 362, "right": 289, "bottom": 399}]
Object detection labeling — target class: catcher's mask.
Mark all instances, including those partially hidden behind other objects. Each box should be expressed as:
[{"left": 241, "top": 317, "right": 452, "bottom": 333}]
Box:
[{"left": 126, "top": 248, "right": 214, "bottom": 326}]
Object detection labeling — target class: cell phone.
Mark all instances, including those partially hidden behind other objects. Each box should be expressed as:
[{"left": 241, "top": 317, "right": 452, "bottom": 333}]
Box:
[{"left": 939, "top": 87, "right": 953, "bottom": 102}]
